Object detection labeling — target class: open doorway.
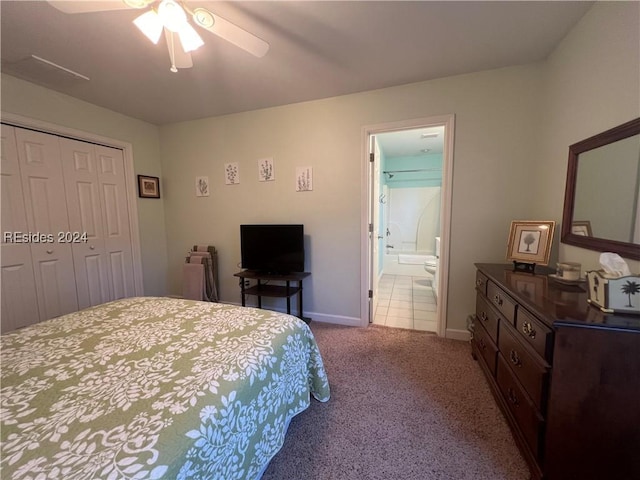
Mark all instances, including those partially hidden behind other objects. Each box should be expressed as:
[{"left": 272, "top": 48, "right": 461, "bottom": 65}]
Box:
[{"left": 361, "top": 115, "right": 454, "bottom": 336}]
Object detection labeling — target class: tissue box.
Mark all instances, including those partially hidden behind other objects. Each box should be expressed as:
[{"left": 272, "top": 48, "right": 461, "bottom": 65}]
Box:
[{"left": 586, "top": 270, "right": 640, "bottom": 314}]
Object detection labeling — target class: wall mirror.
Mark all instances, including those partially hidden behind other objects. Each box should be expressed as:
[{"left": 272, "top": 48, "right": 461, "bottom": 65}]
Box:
[{"left": 561, "top": 117, "right": 640, "bottom": 260}]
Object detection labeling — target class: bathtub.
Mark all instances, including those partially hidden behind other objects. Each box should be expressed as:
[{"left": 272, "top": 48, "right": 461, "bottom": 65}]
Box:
[{"left": 383, "top": 251, "right": 436, "bottom": 276}]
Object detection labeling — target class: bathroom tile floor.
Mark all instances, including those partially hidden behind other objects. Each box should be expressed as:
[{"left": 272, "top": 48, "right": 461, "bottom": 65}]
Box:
[{"left": 373, "top": 274, "right": 438, "bottom": 332}]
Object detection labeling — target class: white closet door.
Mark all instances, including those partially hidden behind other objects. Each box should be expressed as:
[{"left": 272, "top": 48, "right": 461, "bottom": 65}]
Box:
[
  {"left": 1, "top": 125, "right": 40, "bottom": 332},
  {"left": 16, "top": 128, "right": 79, "bottom": 320},
  {"left": 97, "top": 146, "right": 135, "bottom": 300},
  {"left": 60, "top": 138, "right": 110, "bottom": 309}
]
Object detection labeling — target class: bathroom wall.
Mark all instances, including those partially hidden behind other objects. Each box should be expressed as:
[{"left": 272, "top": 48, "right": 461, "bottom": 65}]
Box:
[
  {"left": 387, "top": 187, "right": 441, "bottom": 254},
  {"left": 383, "top": 153, "right": 443, "bottom": 254}
]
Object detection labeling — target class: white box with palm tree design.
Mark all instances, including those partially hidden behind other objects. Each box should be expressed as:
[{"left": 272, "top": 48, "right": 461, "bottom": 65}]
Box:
[{"left": 586, "top": 270, "right": 640, "bottom": 314}]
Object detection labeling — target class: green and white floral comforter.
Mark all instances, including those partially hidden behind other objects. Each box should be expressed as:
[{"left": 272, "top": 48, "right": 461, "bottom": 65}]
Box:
[{"left": 0, "top": 297, "right": 330, "bottom": 479}]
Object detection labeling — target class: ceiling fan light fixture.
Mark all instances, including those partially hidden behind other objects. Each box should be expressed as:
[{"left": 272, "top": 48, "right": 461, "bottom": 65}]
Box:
[
  {"left": 133, "top": 10, "right": 163, "bottom": 44},
  {"left": 123, "top": 0, "right": 154, "bottom": 9},
  {"left": 178, "top": 23, "right": 204, "bottom": 52},
  {"left": 157, "top": 0, "right": 188, "bottom": 33},
  {"left": 192, "top": 8, "right": 215, "bottom": 29}
]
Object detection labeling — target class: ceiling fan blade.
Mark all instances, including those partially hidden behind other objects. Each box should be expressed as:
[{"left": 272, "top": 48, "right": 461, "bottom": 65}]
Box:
[
  {"left": 164, "top": 29, "right": 193, "bottom": 71},
  {"left": 47, "top": 1, "right": 134, "bottom": 14},
  {"left": 191, "top": 8, "right": 269, "bottom": 58}
]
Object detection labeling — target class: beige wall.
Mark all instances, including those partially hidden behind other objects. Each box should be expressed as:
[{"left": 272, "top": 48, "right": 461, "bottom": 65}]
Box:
[
  {"left": 160, "top": 1, "right": 639, "bottom": 331},
  {"left": 159, "top": 64, "right": 545, "bottom": 329},
  {"left": 538, "top": 0, "right": 640, "bottom": 273},
  {"left": 2, "top": 1, "right": 636, "bottom": 332},
  {"left": 0, "top": 74, "right": 169, "bottom": 296}
]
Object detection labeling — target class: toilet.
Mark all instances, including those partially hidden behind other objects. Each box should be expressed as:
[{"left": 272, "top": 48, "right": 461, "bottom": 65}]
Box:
[
  {"left": 425, "top": 259, "right": 437, "bottom": 275},
  {"left": 425, "top": 237, "right": 440, "bottom": 295}
]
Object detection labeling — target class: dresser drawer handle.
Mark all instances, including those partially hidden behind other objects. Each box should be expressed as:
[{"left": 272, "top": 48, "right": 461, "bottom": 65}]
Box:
[
  {"left": 493, "top": 294, "right": 503, "bottom": 307},
  {"left": 507, "top": 387, "right": 519, "bottom": 406},
  {"left": 480, "top": 311, "right": 488, "bottom": 322},
  {"left": 476, "top": 279, "right": 483, "bottom": 287},
  {"left": 479, "top": 338, "right": 487, "bottom": 350},
  {"left": 522, "top": 321, "right": 537, "bottom": 339},
  {"left": 509, "top": 349, "right": 522, "bottom": 367}
]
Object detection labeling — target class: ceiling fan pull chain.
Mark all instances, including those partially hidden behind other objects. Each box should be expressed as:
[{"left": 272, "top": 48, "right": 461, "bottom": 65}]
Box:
[{"left": 168, "top": 31, "right": 178, "bottom": 73}]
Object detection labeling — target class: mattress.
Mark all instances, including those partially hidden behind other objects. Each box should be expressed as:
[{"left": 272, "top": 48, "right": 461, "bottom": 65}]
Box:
[{"left": 0, "top": 297, "right": 330, "bottom": 479}]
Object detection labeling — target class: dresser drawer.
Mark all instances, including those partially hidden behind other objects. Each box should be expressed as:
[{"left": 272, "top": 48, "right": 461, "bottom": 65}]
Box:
[
  {"left": 475, "top": 270, "right": 488, "bottom": 296},
  {"left": 515, "top": 307, "right": 553, "bottom": 362},
  {"left": 472, "top": 319, "right": 498, "bottom": 377},
  {"left": 499, "top": 321, "right": 549, "bottom": 411},
  {"left": 487, "top": 281, "right": 516, "bottom": 324},
  {"left": 475, "top": 295, "right": 500, "bottom": 343},
  {"left": 496, "top": 354, "right": 544, "bottom": 460}
]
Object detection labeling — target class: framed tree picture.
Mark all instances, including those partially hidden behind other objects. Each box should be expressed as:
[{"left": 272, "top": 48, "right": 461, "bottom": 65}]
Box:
[
  {"left": 506, "top": 220, "right": 555, "bottom": 266},
  {"left": 571, "top": 220, "right": 592, "bottom": 236}
]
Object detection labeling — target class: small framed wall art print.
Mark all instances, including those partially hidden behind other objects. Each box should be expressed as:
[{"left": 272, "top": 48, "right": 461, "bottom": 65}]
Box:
[{"left": 138, "top": 175, "right": 160, "bottom": 198}]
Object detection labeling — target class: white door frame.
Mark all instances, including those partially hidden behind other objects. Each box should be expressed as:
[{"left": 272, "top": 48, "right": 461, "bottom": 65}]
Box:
[
  {"left": 361, "top": 114, "right": 455, "bottom": 335},
  {"left": 369, "top": 134, "right": 381, "bottom": 323},
  {"left": 1, "top": 112, "right": 145, "bottom": 297}
]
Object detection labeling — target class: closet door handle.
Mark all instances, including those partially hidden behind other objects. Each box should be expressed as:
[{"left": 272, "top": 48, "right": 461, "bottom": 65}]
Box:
[
  {"left": 46, "top": 249, "right": 53, "bottom": 255},
  {"left": 89, "top": 245, "right": 95, "bottom": 250}
]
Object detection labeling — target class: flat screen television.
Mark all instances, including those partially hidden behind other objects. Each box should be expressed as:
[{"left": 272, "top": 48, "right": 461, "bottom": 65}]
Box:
[{"left": 240, "top": 224, "right": 305, "bottom": 274}]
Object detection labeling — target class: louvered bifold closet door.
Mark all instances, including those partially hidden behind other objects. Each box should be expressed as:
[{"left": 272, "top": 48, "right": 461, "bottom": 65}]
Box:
[
  {"left": 60, "top": 139, "right": 135, "bottom": 307},
  {"left": 15, "top": 128, "right": 79, "bottom": 321},
  {"left": 0, "top": 125, "right": 40, "bottom": 332}
]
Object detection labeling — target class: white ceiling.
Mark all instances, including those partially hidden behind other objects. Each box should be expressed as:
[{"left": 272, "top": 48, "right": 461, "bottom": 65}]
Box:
[{"left": 1, "top": 1, "right": 593, "bottom": 126}]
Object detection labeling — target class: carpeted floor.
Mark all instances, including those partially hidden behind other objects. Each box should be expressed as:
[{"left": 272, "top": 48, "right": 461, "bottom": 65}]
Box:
[{"left": 262, "top": 322, "right": 529, "bottom": 480}]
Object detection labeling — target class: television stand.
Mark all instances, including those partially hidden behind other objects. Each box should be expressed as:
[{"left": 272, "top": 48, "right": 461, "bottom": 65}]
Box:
[{"left": 234, "top": 270, "right": 311, "bottom": 323}]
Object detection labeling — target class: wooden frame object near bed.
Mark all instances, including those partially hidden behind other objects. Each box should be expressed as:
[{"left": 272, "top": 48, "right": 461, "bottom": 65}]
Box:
[{"left": 0, "top": 297, "right": 330, "bottom": 479}]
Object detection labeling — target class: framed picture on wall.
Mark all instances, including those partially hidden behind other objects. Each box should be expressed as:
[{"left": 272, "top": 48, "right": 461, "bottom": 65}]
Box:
[
  {"left": 137, "top": 175, "right": 160, "bottom": 198},
  {"left": 506, "top": 220, "right": 555, "bottom": 265},
  {"left": 196, "top": 176, "right": 210, "bottom": 196}
]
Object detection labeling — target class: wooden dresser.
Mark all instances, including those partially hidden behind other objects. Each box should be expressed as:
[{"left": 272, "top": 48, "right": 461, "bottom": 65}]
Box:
[{"left": 472, "top": 263, "right": 640, "bottom": 480}]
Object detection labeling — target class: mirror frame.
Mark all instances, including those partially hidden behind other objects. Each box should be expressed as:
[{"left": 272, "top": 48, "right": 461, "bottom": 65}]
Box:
[{"left": 561, "top": 117, "right": 640, "bottom": 260}]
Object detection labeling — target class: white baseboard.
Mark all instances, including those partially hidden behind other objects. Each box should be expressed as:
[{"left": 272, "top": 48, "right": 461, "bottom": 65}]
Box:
[
  {"left": 203, "top": 300, "right": 467, "bottom": 335},
  {"left": 306, "top": 312, "right": 362, "bottom": 327},
  {"left": 445, "top": 328, "right": 471, "bottom": 341},
  {"left": 219, "top": 302, "right": 362, "bottom": 327}
]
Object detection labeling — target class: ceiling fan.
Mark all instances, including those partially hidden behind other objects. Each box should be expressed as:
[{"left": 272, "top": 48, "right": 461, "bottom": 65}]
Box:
[{"left": 48, "top": 0, "right": 269, "bottom": 72}]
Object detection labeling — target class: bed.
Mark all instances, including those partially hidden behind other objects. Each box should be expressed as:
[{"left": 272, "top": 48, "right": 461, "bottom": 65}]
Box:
[{"left": 0, "top": 297, "right": 330, "bottom": 479}]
